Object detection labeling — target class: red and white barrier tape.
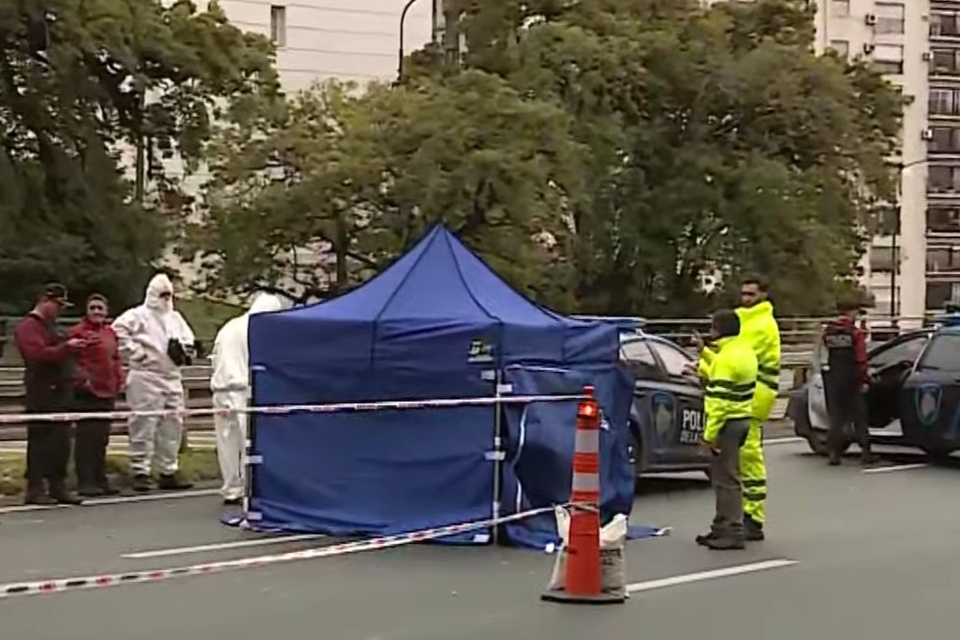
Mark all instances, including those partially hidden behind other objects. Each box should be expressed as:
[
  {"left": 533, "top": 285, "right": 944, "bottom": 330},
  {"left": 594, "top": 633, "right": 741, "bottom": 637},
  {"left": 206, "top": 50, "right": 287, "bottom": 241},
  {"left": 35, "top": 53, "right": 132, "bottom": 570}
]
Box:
[
  {"left": 0, "top": 502, "right": 587, "bottom": 600},
  {"left": 0, "top": 393, "right": 586, "bottom": 425}
]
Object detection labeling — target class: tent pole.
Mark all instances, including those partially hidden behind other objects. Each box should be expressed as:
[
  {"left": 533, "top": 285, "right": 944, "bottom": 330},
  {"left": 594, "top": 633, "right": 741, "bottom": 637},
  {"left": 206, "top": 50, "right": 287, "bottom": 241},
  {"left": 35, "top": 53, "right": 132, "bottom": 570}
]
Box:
[{"left": 492, "top": 369, "right": 503, "bottom": 546}]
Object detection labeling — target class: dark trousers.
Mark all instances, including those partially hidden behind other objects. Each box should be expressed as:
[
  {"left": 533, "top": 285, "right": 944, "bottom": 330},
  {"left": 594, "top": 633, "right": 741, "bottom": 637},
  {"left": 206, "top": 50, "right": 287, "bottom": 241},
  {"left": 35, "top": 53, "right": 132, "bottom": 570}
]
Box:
[
  {"left": 25, "top": 389, "right": 73, "bottom": 490},
  {"left": 825, "top": 380, "right": 871, "bottom": 455},
  {"left": 74, "top": 391, "right": 115, "bottom": 488},
  {"left": 711, "top": 418, "right": 751, "bottom": 538}
]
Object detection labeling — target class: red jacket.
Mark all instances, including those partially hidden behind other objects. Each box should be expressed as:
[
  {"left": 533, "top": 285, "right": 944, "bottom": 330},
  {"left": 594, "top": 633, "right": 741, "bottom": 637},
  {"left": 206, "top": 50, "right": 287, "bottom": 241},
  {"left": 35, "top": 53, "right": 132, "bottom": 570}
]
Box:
[
  {"left": 68, "top": 319, "right": 124, "bottom": 399},
  {"left": 14, "top": 312, "right": 76, "bottom": 410}
]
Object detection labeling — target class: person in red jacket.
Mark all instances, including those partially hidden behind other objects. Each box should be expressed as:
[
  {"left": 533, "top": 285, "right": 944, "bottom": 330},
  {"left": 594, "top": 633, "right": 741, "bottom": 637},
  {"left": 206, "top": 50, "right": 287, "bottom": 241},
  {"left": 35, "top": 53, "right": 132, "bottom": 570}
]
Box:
[
  {"left": 14, "top": 283, "right": 86, "bottom": 505},
  {"left": 821, "top": 299, "right": 875, "bottom": 467},
  {"left": 69, "top": 294, "right": 125, "bottom": 496}
]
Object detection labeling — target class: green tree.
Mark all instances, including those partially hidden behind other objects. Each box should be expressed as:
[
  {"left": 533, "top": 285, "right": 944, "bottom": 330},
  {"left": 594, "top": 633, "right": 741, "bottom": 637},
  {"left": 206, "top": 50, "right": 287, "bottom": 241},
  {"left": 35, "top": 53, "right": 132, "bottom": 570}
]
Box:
[
  {"left": 189, "top": 70, "right": 585, "bottom": 308},
  {"left": 436, "top": 0, "right": 900, "bottom": 316},
  {"left": 0, "top": 0, "right": 277, "bottom": 314}
]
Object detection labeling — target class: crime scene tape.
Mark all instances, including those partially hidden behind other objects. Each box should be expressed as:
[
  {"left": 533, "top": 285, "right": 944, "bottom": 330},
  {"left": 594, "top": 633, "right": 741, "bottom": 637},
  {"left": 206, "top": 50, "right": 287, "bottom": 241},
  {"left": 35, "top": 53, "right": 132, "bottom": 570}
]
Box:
[
  {"left": 0, "top": 502, "right": 603, "bottom": 600},
  {"left": 0, "top": 393, "right": 587, "bottom": 425}
]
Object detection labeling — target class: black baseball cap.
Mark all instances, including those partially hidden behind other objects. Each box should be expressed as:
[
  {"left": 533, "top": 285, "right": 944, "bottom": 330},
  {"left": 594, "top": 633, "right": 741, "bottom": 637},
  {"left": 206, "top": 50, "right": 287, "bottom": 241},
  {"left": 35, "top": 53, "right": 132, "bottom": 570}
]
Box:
[{"left": 42, "top": 283, "right": 73, "bottom": 307}]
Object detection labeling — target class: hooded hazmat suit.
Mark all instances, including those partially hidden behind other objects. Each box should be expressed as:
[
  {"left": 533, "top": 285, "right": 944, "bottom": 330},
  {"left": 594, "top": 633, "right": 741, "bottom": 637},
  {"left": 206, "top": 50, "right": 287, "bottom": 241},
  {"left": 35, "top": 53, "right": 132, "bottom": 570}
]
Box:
[
  {"left": 112, "top": 274, "right": 196, "bottom": 485},
  {"left": 209, "top": 293, "right": 284, "bottom": 501}
]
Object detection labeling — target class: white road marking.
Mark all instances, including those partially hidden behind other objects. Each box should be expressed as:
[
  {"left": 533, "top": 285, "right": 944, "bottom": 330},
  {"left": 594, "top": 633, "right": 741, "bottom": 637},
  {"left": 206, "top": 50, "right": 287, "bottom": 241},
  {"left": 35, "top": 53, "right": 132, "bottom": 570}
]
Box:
[
  {"left": 862, "top": 463, "right": 928, "bottom": 474},
  {"left": 765, "top": 437, "right": 804, "bottom": 446},
  {"left": 122, "top": 533, "right": 327, "bottom": 559},
  {"left": 626, "top": 559, "right": 798, "bottom": 594},
  {"left": 0, "top": 489, "right": 219, "bottom": 514}
]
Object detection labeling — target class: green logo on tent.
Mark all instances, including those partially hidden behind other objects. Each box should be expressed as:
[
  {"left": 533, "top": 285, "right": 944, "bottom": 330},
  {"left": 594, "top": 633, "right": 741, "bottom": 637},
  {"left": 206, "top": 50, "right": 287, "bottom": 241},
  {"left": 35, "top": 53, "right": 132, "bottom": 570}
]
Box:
[{"left": 468, "top": 339, "right": 494, "bottom": 363}]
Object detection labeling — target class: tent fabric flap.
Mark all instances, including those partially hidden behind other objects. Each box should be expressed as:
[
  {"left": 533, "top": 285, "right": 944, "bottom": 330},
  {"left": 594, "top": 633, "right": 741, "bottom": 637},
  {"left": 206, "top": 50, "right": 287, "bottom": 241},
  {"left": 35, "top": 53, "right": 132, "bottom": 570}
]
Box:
[{"left": 499, "top": 364, "right": 641, "bottom": 550}]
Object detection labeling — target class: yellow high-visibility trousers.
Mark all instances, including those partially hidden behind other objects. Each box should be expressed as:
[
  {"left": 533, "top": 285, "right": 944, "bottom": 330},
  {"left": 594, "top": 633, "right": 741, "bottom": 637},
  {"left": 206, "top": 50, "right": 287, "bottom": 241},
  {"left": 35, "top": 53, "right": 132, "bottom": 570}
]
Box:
[{"left": 740, "top": 386, "right": 775, "bottom": 525}]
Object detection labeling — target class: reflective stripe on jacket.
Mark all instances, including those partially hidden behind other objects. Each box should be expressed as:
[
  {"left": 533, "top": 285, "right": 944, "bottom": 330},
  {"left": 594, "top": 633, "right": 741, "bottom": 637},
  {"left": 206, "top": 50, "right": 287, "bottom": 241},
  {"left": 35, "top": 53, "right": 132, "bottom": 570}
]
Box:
[
  {"left": 702, "top": 335, "right": 758, "bottom": 443},
  {"left": 698, "top": 301, "right": 781, "bottom": 391}
]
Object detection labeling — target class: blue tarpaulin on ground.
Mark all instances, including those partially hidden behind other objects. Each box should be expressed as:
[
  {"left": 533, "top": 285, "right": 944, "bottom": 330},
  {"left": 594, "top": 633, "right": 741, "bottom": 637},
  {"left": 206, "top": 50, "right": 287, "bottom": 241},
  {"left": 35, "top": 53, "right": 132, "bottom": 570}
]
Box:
[{"left": 244, "top": 224, "right": 645, "bottom": 544}]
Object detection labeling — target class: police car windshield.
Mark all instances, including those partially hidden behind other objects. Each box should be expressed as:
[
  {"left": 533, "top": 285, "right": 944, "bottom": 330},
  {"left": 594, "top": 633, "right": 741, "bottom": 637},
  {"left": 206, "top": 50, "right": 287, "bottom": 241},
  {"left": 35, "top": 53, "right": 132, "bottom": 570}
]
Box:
[{"left": 916, "top": 333, "right": 960, "bottom": 373}]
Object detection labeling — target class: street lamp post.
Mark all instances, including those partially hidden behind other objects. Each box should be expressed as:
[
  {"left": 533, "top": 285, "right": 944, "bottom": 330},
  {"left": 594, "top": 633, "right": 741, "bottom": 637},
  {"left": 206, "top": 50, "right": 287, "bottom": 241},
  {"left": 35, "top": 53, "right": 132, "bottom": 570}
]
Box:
[
  {"left": 398, "top": 0, "right": 423, "bottom": 81},
  {"left": 890, "top": 157, "right": 930, "bottom": 319}
]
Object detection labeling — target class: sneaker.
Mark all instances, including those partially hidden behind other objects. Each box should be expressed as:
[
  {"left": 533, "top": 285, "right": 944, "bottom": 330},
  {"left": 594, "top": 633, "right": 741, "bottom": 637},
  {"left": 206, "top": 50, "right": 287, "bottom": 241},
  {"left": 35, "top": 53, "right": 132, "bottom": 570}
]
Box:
[
  {"left": 157, "top": 474, "right": 193, "bottom": 491},
  {"left": 132, "top": 474, "right": 153, "bottom": 493}
]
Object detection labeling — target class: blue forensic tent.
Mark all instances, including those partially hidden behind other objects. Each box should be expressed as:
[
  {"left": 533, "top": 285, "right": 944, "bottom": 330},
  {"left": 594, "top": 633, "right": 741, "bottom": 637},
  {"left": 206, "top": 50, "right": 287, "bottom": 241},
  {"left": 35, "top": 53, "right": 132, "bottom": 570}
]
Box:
[{"left": 245, "top": 224, "right": 638, "bottom": 546}]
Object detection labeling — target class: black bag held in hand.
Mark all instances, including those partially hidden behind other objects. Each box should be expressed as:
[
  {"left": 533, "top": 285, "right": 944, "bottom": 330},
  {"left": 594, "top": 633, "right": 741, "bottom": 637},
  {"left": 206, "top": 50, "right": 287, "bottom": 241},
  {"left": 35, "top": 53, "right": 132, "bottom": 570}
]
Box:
[{"left": 167, "top": 338, "right": 193, "bottom": 366}]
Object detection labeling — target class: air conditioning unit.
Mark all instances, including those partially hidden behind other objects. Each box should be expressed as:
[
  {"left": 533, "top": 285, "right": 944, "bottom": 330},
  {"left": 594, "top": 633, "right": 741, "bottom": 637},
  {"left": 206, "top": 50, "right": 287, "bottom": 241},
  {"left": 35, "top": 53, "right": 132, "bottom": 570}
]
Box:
[
  {"left": 863, "top": 43, "right": 876, "bottom": 54},
  {"left": 922, "top": 128, "right": 935, "bottom": 141},
  {"left": 923, "top": 51, "right": 933, "bottom": 62},
  {"left": 904, "top": 93, "right": 916, "bottom": 105},
  {"left": 865, "top": 14, "right": 878, "bottom": 26}
]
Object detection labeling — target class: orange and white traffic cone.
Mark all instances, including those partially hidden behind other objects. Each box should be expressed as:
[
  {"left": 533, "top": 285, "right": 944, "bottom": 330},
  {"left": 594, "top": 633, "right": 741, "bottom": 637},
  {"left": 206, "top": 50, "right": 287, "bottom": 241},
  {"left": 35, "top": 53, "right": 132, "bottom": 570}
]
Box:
[{"left": 541, "top": 385, "right": 626, "bottom": 604}]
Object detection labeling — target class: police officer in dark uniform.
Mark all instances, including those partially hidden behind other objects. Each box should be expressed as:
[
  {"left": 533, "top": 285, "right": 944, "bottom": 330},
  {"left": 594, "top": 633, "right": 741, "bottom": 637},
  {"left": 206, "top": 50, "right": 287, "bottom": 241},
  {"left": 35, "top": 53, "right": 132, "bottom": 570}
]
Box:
[{"left": 821, "top": 298, "right": 875, "bottom": 467}]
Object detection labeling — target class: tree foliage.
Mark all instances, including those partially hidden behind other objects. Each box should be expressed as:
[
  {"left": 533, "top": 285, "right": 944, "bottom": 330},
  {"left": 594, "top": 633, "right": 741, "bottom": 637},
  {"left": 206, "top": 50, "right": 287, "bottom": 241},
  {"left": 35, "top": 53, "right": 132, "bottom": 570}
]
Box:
[
  {"left": 0, "top": 0, "right": 277, "bottom": 314},
  {"left": 189, "top": 0, "right": 901, "bottom": 316}
]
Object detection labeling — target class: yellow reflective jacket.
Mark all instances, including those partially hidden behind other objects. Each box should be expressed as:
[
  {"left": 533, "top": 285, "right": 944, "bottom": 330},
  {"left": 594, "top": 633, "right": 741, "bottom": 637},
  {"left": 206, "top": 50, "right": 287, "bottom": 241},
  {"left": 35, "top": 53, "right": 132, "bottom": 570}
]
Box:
[
  {"left": 702, "top": 335, "right": 758, "bottom": 443},
  {"left": 698, "top": 301, "right": 781, "bottom": 393}
]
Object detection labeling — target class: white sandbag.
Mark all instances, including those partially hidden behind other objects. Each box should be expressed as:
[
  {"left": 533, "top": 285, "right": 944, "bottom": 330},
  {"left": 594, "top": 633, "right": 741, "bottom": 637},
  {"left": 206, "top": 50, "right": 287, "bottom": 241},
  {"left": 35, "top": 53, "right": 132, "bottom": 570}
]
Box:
[{"left": 545, "top": 507, "right": 628, "bottom": 598}]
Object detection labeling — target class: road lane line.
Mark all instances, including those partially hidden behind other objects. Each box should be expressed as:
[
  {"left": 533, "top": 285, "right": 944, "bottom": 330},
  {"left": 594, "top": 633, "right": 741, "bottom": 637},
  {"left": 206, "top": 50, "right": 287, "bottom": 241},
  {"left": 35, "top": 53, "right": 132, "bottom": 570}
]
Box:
[
  {"left": 765, "top": 437, "right": 804, "bottom": 446},
  {"left": 0, "top": 489, "right": 219, "bottom": 514},
  {"left": 862, "top": 463, "right": 928, "bottom": 474},
  {"left": 626, "top": 559, "right": 798, "bottom": 594},
  {"left": 122, "top": 534, "right": 327, "bottom": 559}
]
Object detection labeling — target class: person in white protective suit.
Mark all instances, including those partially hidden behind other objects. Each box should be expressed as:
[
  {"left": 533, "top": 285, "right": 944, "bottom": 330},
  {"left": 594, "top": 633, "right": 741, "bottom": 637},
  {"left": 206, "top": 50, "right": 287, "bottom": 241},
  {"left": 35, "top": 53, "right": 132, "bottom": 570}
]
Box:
[
  {"left": 112, "top": 274, "right": 197, "bottom": 492},
  {"left": 209, "top": 293, "right": 284, "bottom": 505}
]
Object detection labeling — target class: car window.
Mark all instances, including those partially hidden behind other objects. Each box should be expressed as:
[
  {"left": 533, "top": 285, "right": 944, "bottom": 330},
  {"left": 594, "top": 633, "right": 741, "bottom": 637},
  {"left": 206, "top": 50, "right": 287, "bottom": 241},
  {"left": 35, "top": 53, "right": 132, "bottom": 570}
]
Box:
[
  {"left": 871, "top": 334, "right": 930, "bottom": 369},
  {"left": 647, "top": 339, "right": 694, "bottom": 377},
  {"left": 620, "top": 339, "right": 657, "bottom": 367},
  {"left": 916, "top": 333, "right": 960, "bottom": 372}
]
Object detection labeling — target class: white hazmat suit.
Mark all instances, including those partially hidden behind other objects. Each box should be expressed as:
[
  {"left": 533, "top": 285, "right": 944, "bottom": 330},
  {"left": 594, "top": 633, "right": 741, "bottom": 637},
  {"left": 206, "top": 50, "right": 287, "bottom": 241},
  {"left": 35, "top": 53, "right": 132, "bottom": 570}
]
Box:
[
  {"left": 210, "top": 293, "right": 284, "bottom": 501},
  {"left": 113, "top": 274, "right": 196, "bottom": 483}
]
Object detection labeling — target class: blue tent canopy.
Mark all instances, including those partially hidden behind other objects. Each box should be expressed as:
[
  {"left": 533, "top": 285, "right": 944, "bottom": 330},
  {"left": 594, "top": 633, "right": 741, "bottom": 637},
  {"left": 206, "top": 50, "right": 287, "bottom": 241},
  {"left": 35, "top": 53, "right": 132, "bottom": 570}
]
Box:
[{"left": 245, "top": 224, "right": 632, "bottom": 544}]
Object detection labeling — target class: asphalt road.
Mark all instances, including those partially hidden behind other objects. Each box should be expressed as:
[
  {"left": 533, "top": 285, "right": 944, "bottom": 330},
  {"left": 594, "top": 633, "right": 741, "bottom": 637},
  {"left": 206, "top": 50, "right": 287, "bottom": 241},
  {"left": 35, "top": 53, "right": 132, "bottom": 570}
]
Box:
[{"left": 0, "top": 441, "right": 956, "bottom": 640}]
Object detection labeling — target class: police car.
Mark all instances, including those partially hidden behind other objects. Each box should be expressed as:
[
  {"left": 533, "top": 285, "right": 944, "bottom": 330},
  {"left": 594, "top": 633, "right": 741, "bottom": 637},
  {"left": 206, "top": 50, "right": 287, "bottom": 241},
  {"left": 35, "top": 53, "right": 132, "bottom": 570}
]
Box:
[
  {"left": 589, "top": 317, "right": 712, "bottom": 480},
  {"left": 788, "top": 318, "right": 960, "bottom": 458}
]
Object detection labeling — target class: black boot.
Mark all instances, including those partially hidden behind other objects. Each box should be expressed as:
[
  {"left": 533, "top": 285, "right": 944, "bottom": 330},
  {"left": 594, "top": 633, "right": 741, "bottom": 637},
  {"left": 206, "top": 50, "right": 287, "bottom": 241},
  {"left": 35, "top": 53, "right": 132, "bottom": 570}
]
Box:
[
  {"left": 705, "top": 535, "right": 746, "bottom": 550},
  {"left": 745, "top": 516, "right": 765, "bottom": 541},
  {"left": 77, "top": 484, "right": 105, "bottom": 498},
  {"left": 828, "top": 451, "right": 842, "bottom": 466},
  {"left": 24, "top": 482, "right": 56, "bottom": 506},
  {"left": 132, "top": 474, "right": 153, "bottom": 493},
  {"left": 98, "top": 479, "right": 120, "bottom": 496},
  {"left": 860, "top": 451, "right": 878, "bottom": 467},
  {"left": 695, "top": 531, "right": 717, "bottom": 546},
  {"left": 48, "top": 482, "right": 83, "bottom": 505},
  {"left": 157, "top": 474, "right": 193, "bottom": 491}
]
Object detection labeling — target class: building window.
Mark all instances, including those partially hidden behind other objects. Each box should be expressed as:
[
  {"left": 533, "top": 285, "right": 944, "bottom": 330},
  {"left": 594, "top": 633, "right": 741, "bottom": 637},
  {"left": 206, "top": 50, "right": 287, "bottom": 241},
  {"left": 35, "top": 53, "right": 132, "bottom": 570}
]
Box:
[
  {"left": 928, "top": 206, "right": 960, "bottom": 233},
  {"left": 829, "top": 40, "right": 850, "bottom": 57},
  {"left": 929, "top": 165, "right": 960, "bottom": 193},
  {"left": 929, "top": 88, "right": 960, "bottom": 116},
  {"left": 830, "top": 0, "right": 850, "bottom": 17},
  {"left": 927, "top": 282, "right": 960, "bottom": 308},
  {"left": 927, "top": 247, "right": 960, "bottom": 272},
  {"left": 270, "top": 5, "right": 286, "bottom": 47},
  {"left": 869, "top": 246, "right": 901, "bottom": 273},
  {"left": 930, "top": 126, "right": 960, "bottom": 153},
  {"left": 872, "top": 43, "right": 904, "bottom": 74},
  {"left": 931, "top": 12, "right": 960, "bottom": 38},
  {"left": 875, "top": 3, "right": 905, "bottom": 35},
  {"left": 932, "top": 49, "right": 960, "bottom": 75},
  {"left": 872, "top": 205, "right": 900, "bottom": 236}
]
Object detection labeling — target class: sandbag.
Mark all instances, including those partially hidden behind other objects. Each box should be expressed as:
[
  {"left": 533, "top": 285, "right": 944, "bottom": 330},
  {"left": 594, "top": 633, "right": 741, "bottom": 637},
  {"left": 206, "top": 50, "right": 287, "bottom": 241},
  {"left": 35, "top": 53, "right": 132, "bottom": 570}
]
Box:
[{"left": 545, "top": 507, "right": 628, "bottom": 599}]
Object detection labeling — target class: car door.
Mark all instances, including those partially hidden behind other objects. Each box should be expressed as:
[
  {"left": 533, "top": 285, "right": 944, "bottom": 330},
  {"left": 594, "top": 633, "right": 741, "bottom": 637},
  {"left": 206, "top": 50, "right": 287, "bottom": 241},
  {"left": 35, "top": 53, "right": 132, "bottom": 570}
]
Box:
[
  {"left": 866, "top": 331, "right": 933, "bottom": 434},
  {"left": 620, "top": 337, "right": 667, "bottom": 467},
  {"left": 900, "top": 331, "right": 960, "bottom": 451},
  {"left": 645, "top": 338, "right": 709, "bottom": 464}
]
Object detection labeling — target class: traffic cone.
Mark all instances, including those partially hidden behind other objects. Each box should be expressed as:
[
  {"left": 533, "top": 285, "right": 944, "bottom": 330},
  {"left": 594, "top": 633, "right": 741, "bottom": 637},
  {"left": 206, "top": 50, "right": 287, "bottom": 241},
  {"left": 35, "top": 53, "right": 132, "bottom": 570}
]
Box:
[{"left": 541, "top": 385, "right": 625, "bottom": 604}]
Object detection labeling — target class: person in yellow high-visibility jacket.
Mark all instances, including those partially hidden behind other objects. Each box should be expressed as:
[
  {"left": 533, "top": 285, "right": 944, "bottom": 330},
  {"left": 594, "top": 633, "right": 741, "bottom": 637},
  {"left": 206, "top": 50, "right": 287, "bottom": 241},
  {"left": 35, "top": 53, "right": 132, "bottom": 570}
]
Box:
[
  {"left": 697, "top": 277, "right": 780, "bottom": 541},
  {"left": 696, "top": 309, "right": 757, "bottom": 551}
]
